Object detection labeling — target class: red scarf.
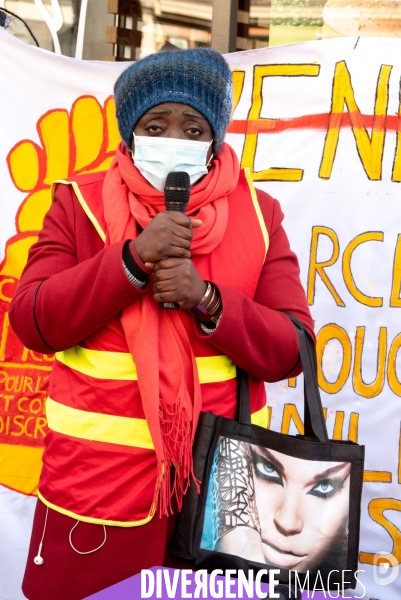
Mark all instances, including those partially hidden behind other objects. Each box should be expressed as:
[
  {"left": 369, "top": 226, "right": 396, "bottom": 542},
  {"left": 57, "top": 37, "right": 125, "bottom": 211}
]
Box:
[{"left": 103, "top": 142, "right": 240, "bottom": 515}]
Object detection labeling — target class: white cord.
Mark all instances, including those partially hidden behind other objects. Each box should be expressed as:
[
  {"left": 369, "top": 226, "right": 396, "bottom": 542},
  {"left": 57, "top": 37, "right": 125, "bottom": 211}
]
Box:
[
  {"left": 34, "top": 506, "right": 49, "bottom": 565},
  {"left": 69, "top": 521, "right": 107, "bottom": 555},
  {"left": 40, "top": 506, "right": 49, "bottom": 546}
]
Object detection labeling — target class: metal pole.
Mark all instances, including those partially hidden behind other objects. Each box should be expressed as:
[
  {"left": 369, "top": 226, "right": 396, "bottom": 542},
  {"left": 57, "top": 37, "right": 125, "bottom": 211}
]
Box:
[
  {"left": 211, "top": 0, "right": 239, "bottom": 54},
  {"left": 75, "top": 0, "right": 89, "bottom": 59}
]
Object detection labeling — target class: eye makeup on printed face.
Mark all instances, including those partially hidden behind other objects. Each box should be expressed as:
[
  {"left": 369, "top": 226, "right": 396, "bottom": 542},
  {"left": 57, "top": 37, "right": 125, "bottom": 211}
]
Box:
[
  {"left": 250, "top": 447, "right": 351, "bottom": 500},
  {"left": 250, "top": 447, "right": 284, "bottom": 486}
]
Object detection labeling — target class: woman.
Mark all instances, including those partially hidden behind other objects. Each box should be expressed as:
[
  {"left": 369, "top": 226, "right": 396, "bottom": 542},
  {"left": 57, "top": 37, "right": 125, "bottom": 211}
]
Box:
[
  {"left": 9, "top": 48, "right": 314, "bottom": 599},
  {"left": 204, "top": 439, "right": 349, "bottom": 573}
]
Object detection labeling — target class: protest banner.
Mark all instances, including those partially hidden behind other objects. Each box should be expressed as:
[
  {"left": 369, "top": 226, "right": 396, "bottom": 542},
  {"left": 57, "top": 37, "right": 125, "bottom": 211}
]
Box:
[{"left": 1, "top": 28, "right": 400, "bottom": 598}]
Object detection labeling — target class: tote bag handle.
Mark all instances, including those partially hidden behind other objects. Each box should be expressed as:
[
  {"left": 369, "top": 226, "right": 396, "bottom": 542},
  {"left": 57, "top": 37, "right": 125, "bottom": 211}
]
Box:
[{"left": 237, "top": 314, "right": 328, "bottom": 443}]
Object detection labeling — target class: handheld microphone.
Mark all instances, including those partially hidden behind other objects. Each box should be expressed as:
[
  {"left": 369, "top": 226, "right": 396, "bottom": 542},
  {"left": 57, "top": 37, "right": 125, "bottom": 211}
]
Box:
[{"left": 161, "top": 171, "right": 191, "bottom": 309}]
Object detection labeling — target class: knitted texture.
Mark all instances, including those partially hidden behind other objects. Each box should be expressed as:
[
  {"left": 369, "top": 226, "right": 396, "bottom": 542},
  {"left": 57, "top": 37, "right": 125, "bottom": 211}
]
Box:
[{"left": 114, "top": 48, "right": 232, "bottom": 153}]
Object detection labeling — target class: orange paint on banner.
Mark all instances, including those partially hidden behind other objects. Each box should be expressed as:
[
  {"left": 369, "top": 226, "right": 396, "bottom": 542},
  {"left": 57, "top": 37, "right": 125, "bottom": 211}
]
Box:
[
  {"left": 0, "top": 95, "right": 122, "bottom": 496},
  {"left": 227, "top": 112, "right": 399, "bottom": 135}
]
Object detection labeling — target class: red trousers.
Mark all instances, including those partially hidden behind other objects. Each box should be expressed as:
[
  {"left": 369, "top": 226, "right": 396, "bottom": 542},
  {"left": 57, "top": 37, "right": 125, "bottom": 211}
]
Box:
[{"left": 22, "top": 500, "right": 190, "bottom": 600}]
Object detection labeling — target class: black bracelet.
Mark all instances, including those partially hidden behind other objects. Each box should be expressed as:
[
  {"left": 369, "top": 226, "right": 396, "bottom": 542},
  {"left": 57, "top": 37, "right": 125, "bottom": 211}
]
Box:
[{"left": 122, "top": 240, "right": 149, "bottom": 284}]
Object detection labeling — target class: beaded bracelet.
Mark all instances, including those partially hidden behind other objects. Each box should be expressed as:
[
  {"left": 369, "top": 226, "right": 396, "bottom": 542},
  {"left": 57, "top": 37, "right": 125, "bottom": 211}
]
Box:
[{"left": 200, "top": 314, "right": 222, "bottom": 335}]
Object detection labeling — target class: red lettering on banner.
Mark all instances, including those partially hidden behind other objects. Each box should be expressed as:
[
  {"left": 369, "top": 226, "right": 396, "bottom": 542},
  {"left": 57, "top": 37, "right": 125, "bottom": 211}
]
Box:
[{"left": 0, "top": 276, "right": 52, "bottom": 448}]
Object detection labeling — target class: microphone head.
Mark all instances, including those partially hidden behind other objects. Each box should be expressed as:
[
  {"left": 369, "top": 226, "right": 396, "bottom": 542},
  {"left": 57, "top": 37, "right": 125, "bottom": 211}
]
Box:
[{"left": 164, "top": 171, "right": 191, "bottom": 213}]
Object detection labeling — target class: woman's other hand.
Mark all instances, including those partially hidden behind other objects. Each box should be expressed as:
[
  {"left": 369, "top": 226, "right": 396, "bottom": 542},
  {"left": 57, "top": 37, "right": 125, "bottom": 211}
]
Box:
[
  {"left": 134, "top": 212, "right": 202, "bottom": 264},
  {"left": 152, "top": 257, "right": 207, "bottom": 310}
]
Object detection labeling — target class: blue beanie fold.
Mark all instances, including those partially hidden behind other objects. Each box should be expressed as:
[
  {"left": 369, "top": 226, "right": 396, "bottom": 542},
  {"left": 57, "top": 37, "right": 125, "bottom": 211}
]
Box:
[{"left": 114, "top": 48, "right": 232, "bottom": 153}]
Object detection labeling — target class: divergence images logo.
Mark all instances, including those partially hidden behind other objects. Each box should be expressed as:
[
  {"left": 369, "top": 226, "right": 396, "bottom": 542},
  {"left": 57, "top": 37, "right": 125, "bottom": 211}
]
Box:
[{"left": 372, "top": 552, "right": 399, "bottom": 586}]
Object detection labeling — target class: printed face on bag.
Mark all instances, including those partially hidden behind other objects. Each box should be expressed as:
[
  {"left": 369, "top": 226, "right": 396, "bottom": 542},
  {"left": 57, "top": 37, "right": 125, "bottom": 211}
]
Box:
[
  {"left": 250, "top": 446, "right": 350, "bottom": 572},
  {"left": 201, "top": 438, "right": 350, "bottom": 574}
]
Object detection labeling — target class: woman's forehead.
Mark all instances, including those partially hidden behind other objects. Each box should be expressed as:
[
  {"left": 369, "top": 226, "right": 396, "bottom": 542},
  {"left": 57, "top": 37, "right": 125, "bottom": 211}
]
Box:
[{"left": 141, "top": 102, "right": 207, "bottom": 120}]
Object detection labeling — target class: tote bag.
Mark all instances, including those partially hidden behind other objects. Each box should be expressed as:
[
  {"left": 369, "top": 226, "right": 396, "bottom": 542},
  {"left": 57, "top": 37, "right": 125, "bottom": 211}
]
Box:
[{"left": 169, "top": 315, "right": 365, "bottom": 591}]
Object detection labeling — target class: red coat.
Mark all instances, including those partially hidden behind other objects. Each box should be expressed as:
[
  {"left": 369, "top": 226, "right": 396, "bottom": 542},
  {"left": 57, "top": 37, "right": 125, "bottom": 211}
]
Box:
[
  {"left": 10, "top": 179, "right": 313, "bottom": 381},
  {"left": 12, "top": 170, "right": 314, "bottom": 600}
]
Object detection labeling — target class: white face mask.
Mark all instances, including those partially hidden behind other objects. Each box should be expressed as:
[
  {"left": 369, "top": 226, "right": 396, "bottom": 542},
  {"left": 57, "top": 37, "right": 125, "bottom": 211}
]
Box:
[{"left": 132, "top": 134, "right": 213, "bottom": 192}]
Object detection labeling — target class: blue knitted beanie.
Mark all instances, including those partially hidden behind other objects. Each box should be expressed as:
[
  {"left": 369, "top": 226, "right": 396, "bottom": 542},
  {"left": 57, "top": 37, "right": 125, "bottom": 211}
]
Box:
[{"left": 114, "top": 48, "right": 232, "bottom": 153}]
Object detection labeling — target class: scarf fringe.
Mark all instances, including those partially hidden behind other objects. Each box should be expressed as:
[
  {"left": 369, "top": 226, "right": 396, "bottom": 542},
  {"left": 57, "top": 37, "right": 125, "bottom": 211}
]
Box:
[
  {"left": 152, "top": 396, "right": 201, "bottom": 517},
  {"left": 154, "top": 460, "right": 202, "bottom": 518},
  {"left": 153, "top": 398, "right": 201, "bottom": 517}
]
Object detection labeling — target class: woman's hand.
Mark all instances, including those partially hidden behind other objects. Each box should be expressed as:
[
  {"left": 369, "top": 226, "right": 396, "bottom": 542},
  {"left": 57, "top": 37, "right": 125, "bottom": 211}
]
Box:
[
  {"left": 134, "top": 212, "right": 202, "bottom": 264},
  {"left": 152, "top": 257, "right": 207, "bottom": 310}
]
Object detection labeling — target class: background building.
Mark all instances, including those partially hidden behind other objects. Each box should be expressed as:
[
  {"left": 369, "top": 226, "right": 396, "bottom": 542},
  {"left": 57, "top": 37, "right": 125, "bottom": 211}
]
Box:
[{"left": 3, "top": 0, "right": 401, "bottom": 61}]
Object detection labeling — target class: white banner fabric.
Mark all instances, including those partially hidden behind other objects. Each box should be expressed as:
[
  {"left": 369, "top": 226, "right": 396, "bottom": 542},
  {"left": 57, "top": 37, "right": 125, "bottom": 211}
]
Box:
[{"left": 1, "top": 27, "right": 400, "bottom": 599}]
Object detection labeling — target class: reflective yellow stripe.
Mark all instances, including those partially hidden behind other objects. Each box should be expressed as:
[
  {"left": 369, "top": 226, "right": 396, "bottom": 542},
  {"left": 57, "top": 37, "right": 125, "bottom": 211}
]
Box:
[
  {"left": 38, "top": 491, "right": 154, "bottom": 527},
  {"left": 244, "top": 167, "right": 269, "bottom": 260},
  {"left": 46, "top": 397, "right": 154, "bottom": 450},
  {"left": 250, "top": 405, "right": 269, "bottom": 428},
  {"left": 195, "top": 355, "right": 236, "bottom": 383},
  {"left": 56, "top": 346, "right": 139, "bottom": 381},
  {"left": 55, "top": 346, "right": 237, "bottom": 384},
  {"left": 47, "top": 396, "right": 268, "bottom": 448},
  {"left": 51, "top": 180, "right": 106, "bottom": 242}
]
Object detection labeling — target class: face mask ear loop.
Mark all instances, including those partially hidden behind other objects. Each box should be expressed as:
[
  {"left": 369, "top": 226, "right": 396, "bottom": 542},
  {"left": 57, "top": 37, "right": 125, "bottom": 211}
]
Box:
[
  {"left": 129, "top": 132, "right": 138, "bottom": 160},
  {"left": 207, "top": 140, "right": 214, "bottom": 168}
]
